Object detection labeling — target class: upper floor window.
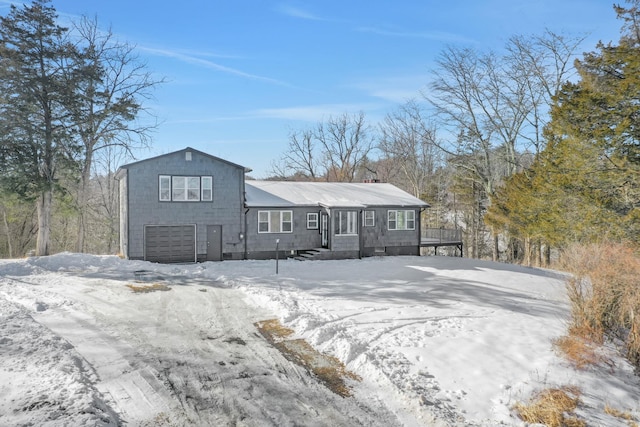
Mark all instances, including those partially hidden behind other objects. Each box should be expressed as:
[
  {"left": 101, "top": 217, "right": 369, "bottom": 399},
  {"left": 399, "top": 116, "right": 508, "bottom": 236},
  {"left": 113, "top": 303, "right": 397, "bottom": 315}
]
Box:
[
  {"left": 335, "top": 210, "right": 358, "bottom": 235},
  {"left": 258, "top": 210, "right": 293, "bottom": 233},
  {"left": 388, "top": 210, "right": 415, "bottom": 230},
  {"left": 201, "top": 177, "right": 213, "bottom": 201},
  {"left": 159, "top": 175, "right": 212, "bottom": 202}
]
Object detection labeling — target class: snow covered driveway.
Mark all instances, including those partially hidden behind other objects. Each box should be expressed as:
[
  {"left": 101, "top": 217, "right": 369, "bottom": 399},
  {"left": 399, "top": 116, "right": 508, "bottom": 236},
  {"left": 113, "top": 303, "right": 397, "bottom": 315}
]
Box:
[
  {"left": 1, "top": 254, "right": 639, "bottom": 426},
  {"left": 0, "top": 255, "right": 397, "bottom": 426}
]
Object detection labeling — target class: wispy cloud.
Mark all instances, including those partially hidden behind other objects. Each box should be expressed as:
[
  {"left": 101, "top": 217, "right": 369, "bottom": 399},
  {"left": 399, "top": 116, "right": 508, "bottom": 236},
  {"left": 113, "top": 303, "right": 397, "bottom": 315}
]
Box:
[
  {"left": 140, "top": 46, "right": 293, "bottom": 87},
  {"left": 276, "top": 4, "right": 327, "bottom": 22},
  {"left": 253, "top": 103, "right": 382, "bottom": 122},
  {"left": 350, "top": 74, "right": 431, "bottom": 103},
  {"left": 357, "top": 26, "right": 477, "bottom": 44}
]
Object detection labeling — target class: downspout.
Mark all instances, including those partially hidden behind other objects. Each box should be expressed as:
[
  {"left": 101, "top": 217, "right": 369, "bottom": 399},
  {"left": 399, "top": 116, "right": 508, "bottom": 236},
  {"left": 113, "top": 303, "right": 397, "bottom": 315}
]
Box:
[
  {"left": 359, "top": 208, "right": 363, "bottom": 259},
  {"left": 125, "top": 170, "right": 130, "bottom": 259},
  {"left": 244, "top": 208, "right": 249, "bottom": 260},
  {"left": 240, "top": 169, "right": 246, "bottom": 260},
  {"left": 419, "top": 206, "right": 426, "bottom": 256}
]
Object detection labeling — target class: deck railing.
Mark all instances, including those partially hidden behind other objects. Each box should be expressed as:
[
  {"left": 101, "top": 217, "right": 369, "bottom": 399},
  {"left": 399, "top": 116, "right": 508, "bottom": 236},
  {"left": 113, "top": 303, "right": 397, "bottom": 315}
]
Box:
[{"left": 422, "top": 228, "right": 463, "bottom": 244}]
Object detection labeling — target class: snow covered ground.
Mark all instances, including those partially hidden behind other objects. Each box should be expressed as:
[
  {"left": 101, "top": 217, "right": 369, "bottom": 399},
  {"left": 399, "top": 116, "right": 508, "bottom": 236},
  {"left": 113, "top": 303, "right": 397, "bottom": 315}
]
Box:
[{"left": 0, "top": 253, "right": 638, "bottom": 426}]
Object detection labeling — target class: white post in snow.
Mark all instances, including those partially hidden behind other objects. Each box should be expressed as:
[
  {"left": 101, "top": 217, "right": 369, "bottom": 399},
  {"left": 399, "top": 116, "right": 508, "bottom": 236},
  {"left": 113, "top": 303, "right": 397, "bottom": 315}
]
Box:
[{"left": 275, "top": 239, "right": 280, "bottom": 274}]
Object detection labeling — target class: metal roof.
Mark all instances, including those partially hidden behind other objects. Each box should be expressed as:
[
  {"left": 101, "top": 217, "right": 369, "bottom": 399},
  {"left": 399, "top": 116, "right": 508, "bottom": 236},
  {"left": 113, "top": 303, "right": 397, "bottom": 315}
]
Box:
[{"left": 245, "top": 180, "right": 429, "bottom": 208}]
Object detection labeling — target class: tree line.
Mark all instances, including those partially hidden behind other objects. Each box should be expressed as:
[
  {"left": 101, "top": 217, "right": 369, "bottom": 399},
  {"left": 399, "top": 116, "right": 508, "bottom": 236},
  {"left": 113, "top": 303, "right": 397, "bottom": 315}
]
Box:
[
  {"left": 1, "top": 1, "right": 638, "bottom": 263},
  {"left": 0, "top": 0, "right": 161, "bottom": 257},
  {"left": 271, "top": 2, "right": 640, "bottom": 264}
]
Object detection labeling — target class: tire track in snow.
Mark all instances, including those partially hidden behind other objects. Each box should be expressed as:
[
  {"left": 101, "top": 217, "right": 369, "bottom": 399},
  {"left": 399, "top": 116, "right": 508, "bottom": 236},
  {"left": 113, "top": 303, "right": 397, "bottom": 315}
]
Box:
[
  {"left": 0, "top": 277, "right": 178, "bottom": 425},
  {"left": 3, "top": 273, "right": 402, "bottom": 426}
]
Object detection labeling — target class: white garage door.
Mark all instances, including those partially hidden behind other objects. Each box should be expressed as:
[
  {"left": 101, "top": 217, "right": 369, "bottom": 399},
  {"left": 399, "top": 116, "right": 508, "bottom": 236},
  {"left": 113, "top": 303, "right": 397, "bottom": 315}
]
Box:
[{"left": 144, "top": 225, "right": 196, "bottom": 263}]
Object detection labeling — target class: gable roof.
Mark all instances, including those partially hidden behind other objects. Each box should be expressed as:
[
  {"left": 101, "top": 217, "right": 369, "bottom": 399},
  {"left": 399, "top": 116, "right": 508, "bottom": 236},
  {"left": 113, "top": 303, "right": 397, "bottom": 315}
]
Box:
[
  {"left": 115, "top": 147, "right": 250, "bottom": 179},
  {"left": 245, "top": 180, "right": 429, "bottom": 208}
]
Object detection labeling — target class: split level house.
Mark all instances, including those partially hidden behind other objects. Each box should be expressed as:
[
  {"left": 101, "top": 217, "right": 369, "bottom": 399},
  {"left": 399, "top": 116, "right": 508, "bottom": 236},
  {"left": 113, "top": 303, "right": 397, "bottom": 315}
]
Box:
[{"left": 115, "top": 147, "right": 430, "bottom": 263}]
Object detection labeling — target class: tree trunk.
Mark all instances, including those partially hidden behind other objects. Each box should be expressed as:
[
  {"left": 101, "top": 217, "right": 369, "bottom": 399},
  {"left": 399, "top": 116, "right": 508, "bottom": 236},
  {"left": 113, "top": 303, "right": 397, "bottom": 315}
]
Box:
[
  {"left": 76, "top": 149, "right": 93, "bottom": 253},
  {"left": 36, "top": 190, "right": 52, "bottom": 256},
  {"left": 545, "top": 245, "right": 551, "bottom": 267},
  {"left": 2, "top": 207, "right": 13, "bottom": 258},
  {"left": 493, "top": 233, "right": 499, "bottom": 261},
  {"left": 76, "top": 207, "right": 85, "bottom": 253},
  {"left": 537, "top": 241, "right": 543, "bottom": 267},
  {"left": 524, "top": 237, "right": 531, "bottom": 267}
]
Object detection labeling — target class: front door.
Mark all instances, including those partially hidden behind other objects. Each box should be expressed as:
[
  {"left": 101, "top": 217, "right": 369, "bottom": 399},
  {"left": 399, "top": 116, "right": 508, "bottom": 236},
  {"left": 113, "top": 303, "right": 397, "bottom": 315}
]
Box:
[
  {"left": 206, "top": 225, "right": 223, "bottom": 261},
  {"left": 320, "top": 213, "right": 329, "bottom": 248}
]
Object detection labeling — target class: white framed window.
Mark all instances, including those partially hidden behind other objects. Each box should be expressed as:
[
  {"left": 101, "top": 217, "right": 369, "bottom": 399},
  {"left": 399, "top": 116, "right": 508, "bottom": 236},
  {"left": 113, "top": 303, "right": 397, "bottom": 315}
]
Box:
[
  {"left": 172, "top": 176, "right": 187, "bottom": 201},
  {"left": 364, "top": 210, "right": 375, "bottom": 227},
  {"left": 187, "top": 177, "right": 200, "bottom": 201},
  {"left": 172, "top": 176, "right": 201, "bottom": 201},
  {"left": 258, "top": 210, "right": 293, "bottom": 233},
  {"left": 201, "top": 176, "right": 213, "bottom": 201},
  {"left": 307, "top": 212, "right": 319, "bottom": 229},
  {"left": 335, "top": 211, "right": 358, "bottom": 235},
  {"left": 159, "top": 175, "right": 212, "bottom": 202},
  {"left": 159, "top": 175, "right": 171, "bottom": 201},
  {"left": 388, "top": 210, "right": 415, "bottom": 230}
]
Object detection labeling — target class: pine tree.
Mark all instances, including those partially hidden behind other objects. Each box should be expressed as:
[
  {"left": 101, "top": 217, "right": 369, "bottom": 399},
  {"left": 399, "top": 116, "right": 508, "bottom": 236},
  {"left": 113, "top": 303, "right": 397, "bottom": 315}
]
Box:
[
  {"left": 489, "top": 1, "right": 640, "bottom": 251},
  {"left": 0, "top": 0, "right": 79, "bottom": 256}
]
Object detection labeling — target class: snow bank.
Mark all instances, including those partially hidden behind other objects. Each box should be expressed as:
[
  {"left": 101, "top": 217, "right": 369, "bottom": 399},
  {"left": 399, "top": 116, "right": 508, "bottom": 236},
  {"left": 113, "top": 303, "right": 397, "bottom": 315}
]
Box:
[{"left": 1, "top": 253, "right": 638, "bottom": 426}]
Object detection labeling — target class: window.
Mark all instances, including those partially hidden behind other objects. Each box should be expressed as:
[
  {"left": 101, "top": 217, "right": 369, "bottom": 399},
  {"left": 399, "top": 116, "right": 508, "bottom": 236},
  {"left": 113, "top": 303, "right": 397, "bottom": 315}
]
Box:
[
  {"left": 307, "top": 212, "right": 318, "bottom": 229},
  {"left": 364, "top": 210, "right": 375, "bottom": 227},
  {"left": 335, "top": 211, "right": 358, "bottom": 235},
  {"left": 159, "top": 176, "right": 171, "bottom": 201},
  {"left": 388, "top": 210, "right": 415, "bottom": 230},
  {"left": 172, "top": 176, "right": 200, "bottom": 201},
  {"left": 201, "top": 176, "right": 212, "bottom": 201},
  {"left": 258, "top": 210, "right": 293, "bottom": 233},
  {"left": 159, "top": 175, "right": 212, "bottom": 202},
  {"left": 187, "top": 177, "right": 200, "bottom": 201}
]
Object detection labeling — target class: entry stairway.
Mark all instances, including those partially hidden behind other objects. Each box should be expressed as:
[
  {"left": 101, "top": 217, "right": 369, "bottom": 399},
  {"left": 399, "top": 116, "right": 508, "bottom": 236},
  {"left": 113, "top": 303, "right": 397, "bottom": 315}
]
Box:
[{"left": 291, "top": 248, "right": 331, "bottom": 261}]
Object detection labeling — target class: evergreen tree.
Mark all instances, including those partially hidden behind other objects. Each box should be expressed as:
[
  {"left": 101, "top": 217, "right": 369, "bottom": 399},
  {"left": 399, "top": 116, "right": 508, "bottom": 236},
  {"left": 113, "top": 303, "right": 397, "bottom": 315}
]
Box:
[
  {"left": 489, "top": 1, "right": 640, "bottom": 250},
  {"left": 0, "top": 0, "right": 79, "bottom": 256},
  {"left": 548, "top": 1, "right": 640, "bottom": 243}
]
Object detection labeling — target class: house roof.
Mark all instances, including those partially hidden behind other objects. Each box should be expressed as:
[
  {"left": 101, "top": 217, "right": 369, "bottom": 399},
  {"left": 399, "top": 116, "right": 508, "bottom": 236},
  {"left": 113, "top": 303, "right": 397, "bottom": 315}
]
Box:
[
  {"left": 245, "top": 180, "right": 429, "bottom": 208},
  {"left": 114, "top": 147, "right": 250, "bottom": 179}
]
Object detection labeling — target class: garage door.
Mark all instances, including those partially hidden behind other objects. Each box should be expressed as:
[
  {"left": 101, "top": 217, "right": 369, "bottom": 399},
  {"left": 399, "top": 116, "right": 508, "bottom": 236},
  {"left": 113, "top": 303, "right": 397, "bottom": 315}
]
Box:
[{"left": 144, "top": 225, "right": 196, "bottom": 263}]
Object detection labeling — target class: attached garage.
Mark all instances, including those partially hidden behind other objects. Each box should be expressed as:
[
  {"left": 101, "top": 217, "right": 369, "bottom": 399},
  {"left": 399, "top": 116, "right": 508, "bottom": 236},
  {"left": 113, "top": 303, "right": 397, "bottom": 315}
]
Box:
[{"left": 144, "top": 225, "right": 196, "bottom": 263}]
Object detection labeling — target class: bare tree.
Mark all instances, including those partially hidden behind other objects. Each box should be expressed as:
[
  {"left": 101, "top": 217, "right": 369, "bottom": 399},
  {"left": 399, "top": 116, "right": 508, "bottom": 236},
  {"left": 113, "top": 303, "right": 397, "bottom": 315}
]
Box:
[
  {"left": 0, "top": 193, "right": 36, "bottom": 258},
  {"left": 427, "top": 31, "right": 584, "bottom": 259},
  {"left": 316, "top": 112, "right": 374, "bottom": 182},
  {"left": 379, "top": 100, "right": 442, "bottom": 198},
  {"left": 506, "top": 30, "right": 586, "bottom": 155},
  {"left": 67, "top": 16, "right": 162, "bottom": 252},
  {"left": 273, "top": 112, "right": 374, "bottom": 182},
  {"left": 278, "top": 128, "right": 319, "bottom": 180}
]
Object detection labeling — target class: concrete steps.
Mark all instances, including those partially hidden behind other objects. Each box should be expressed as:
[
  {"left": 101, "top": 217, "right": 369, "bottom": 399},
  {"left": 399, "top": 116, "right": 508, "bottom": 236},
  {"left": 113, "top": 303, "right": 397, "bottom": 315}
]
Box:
[{"left": 292, "top": 248, "right": 330, "bottom": 261}]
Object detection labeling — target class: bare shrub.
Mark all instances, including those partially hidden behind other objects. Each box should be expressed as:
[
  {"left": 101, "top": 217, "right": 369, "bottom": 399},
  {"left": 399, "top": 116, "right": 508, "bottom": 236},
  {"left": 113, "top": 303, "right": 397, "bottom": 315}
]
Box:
[
  {"left": 513, "top": 386, "right": 584, "bottom": 427},
  {"left": 126, "top": 283, "right": 171, "bottom": 293},
  {"left": 255, "top": 319, "right": 361, "bottom": 397},
  {"left": 553, "top": 334, "right": 606, "bottom": 369},
  {"left": 559, "top": 243, "right": 640, "bottom": 370},
  {"left": 604, "top": 404, "right": 638, "bottom": 425}
]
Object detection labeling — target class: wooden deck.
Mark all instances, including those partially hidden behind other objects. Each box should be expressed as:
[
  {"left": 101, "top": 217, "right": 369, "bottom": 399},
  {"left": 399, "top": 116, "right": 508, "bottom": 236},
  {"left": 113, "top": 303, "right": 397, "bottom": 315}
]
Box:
[{"left": 421, "top": 228, "right": 463, "bottom": 257}]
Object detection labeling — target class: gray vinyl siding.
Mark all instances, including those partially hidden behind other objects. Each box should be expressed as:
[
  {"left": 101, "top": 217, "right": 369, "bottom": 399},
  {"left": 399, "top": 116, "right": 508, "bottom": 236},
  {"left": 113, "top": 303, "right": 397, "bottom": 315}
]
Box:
[
  {"left": 361, "top": 207, "right": 421, "bottom": 255},
  {"left": 243, "top": 206, "right": 421, "bottom": 259},
  {"left": 121, "top": 150, "right": 245, "bottom": 261},
  {"left": 244, "top": 207, "right": 322, "bottom": 258}
]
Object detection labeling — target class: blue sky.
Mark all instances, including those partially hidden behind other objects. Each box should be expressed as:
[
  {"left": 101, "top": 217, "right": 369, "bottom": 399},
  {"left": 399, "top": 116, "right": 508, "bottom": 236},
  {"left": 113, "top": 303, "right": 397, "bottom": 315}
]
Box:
[{"left": 2, "top": 1, "right": 625, "bottom": 177}]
